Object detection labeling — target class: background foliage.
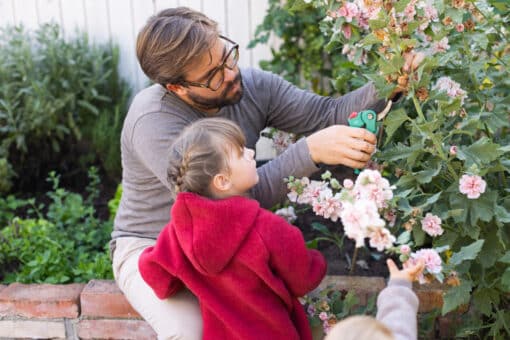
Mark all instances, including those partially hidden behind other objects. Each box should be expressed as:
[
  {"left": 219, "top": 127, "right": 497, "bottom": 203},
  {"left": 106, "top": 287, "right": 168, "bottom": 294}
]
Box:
[
  {"left": 0, "top": 23, "right": 130, "bottom": 194},
  {"left": 253, "top": 0, "right": 509, "bottom": 337}
]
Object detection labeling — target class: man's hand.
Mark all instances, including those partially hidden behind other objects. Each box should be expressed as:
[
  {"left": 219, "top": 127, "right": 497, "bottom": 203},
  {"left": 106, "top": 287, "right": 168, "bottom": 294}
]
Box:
[
  {"left": 306, "top": 125, "right": 377, "bottom": 169},
  {"left": 387, "top": 258, "right": 425, "bottom": 283}
]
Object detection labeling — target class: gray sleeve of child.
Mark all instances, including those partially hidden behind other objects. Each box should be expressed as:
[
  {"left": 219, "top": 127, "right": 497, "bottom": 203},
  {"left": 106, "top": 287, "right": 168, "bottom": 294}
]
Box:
[{"left": 376, "top": 279, "right": 419, "bottom": 340}]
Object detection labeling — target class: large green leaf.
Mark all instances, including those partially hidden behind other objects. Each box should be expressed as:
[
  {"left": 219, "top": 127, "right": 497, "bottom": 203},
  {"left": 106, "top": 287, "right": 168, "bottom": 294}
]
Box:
[
  {"left": 501, "top": 268, "right": 510, "bottom": 292},
  {"left": 449, "top": 240, "right": 485, "bottom": 266},
  {"left": 383, "top": 108, "right": 409, "bottom": 146},
  {"left": 457, "top": 138, "right": 503, "bottom": 167},
  {"left": 442, "top": 280, "right": 472, "bottom": 315}
]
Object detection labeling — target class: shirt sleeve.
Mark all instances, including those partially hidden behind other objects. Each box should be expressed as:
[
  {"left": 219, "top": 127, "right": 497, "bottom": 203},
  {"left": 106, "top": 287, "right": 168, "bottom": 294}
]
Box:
[
  {"left": 262, "top": 70, "right": 387, "bottom": 134},
  {"left": 376, "top": 279, "right": 419, "bottom": 340}
]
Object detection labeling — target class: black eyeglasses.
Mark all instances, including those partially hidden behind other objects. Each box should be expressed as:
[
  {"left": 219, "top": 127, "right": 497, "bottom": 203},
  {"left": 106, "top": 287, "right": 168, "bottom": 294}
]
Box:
[{"left": 180, "top": 35, "right": 239, "bottom": 91}]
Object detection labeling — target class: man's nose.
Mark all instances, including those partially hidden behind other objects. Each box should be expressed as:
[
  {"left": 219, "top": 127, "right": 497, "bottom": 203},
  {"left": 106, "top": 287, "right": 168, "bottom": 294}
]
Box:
[{"left": 224, "top": 67, "right": 237, "bottom": 82}]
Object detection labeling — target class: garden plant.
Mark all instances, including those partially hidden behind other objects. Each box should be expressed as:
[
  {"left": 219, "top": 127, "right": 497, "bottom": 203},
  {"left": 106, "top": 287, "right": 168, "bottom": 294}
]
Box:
[{"left": 253, "top": 0, "right": 509, "bottom": 337}]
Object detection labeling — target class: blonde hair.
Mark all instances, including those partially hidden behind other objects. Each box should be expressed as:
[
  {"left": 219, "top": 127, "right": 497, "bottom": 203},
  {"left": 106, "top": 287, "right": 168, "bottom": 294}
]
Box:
[
  {"left": 136, "top": 7, "right": 219, "bottom": 86},
  {"left": 325, "top": 315, "right": 394, "bottom": 340},
  {"left": 167, "top": 118, "right": 246, "bottom": 198}
]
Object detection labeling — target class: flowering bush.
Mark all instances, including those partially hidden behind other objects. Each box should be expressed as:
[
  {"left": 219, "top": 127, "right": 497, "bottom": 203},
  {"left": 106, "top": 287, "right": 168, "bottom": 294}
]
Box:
[{"left": 262, "top": 0, "right": 509, "bottom": 337}]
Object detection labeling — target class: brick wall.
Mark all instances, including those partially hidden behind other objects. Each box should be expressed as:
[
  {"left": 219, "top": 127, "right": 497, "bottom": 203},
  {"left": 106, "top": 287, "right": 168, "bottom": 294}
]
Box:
[{"left": 0, "top": 276, "right": 457, "bottom": 339}]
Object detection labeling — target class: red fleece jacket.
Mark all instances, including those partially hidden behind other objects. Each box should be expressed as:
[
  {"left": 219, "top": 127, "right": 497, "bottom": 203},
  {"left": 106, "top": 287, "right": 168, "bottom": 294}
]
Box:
[{"left": 138, "top": 192, "right": 326, "bottom": 340}]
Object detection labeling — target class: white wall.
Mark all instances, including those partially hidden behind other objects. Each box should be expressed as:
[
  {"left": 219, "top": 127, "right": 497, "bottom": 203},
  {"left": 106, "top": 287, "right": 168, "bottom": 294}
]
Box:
[
  {"left": 0, "top": 0, "right": 273, "bottom": 92},
  {"left": 0, "top": 0, "right": 278, "bottom": 159}
]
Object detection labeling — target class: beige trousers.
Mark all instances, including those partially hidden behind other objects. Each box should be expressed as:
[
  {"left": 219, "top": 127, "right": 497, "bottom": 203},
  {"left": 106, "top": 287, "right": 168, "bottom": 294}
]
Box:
[{"left": 112, "top": 237, "right": 203, "bottom": 340}]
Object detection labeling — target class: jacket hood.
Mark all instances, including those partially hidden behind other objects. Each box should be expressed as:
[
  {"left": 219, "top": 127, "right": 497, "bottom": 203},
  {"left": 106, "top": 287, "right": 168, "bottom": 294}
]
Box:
[{"left": 171, "top": 192, "right": 260, "bottom": 275}]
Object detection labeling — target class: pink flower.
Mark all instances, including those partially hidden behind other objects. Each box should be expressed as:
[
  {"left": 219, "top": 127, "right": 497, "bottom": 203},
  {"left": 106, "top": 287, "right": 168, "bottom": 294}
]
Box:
[
  {"left": 400, "top": 245, "right": 411, "bottom": 255},
  {"left": 455, "top": 23, "right": 465, "bottom": 32},
  {"left": 421, "top": 213, "right": 443, "bottom": 237},
  {"left": 433, "top": 76, "right": 467, "bottom": 104},
  {"left": 459, "top": 174, "right": 487, "bottom": 199},
  {"left": 337, "top": 2, "right": 359, "bottom": 23},
  {"left": 383, "top": 209, "right": 397, "bottom": 227},
  {"left": 450, "top": 145, "right": 457, "bottom": 155},
  {"left": 311, "top": 189, "right": 343, "bottom": 222},
  {"left": 368, "top": 227, "right": 395, "bottom": 251},
  {"left": 405, "top": 248, "right": 442, "bottom": 283},
  {"left": 432, "top": 37, "right": 450, "bottom": 54},
  {"left": 343, "top": 178, "right": 354, "bottom": 189},
  {"left": 342, "top": 24, "right": 352, "bottom": 39},
  {"left": 319, "top": 312, "right": 329, "bottom": 321}
]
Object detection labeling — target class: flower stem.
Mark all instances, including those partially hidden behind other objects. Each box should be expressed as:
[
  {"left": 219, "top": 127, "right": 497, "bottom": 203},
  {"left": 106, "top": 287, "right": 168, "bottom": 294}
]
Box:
[{"left": 412, "top": 95, "right": 458, "bottom": 181}]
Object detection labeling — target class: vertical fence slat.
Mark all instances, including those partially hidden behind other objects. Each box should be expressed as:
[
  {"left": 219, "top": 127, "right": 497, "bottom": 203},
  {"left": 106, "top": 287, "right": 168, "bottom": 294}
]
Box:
[
  {"left": 226, "top": 0, "right": 251, "bottom": 69},
  {"left": 130, "top": 0, "right": 155, "bottom": 90},
  {"left": 82, "top": 0, "right": 110, "bottom": 44},
  {"left": 202, "top": 0, "right": 226, "bottom": 35},
  {"left": 154, "top": 0, "right": 180, "bottom": 12},
  {"left": 36, "top": 0, "right": 61, "bottom": 25},
  {"left": 0, "top": 0, "right": 15, "bottom": 26},
  {"left": 59, "top": 0, "right": 86, "bottom": 40},
  {"left": 13, "top": 0, "right": 39, "bottom": 30}
]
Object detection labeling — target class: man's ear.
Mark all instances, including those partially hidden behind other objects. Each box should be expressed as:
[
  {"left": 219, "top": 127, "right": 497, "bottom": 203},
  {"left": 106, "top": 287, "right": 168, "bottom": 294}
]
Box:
[
  {"left": 211, "top": 173, "right": 232, "bottom": 192},
  {"left": 166, "top": 83, "right": 187, "bottom": 96}
]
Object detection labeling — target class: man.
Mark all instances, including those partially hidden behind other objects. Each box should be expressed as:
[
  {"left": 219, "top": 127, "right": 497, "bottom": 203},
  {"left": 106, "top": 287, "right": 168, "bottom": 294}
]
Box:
[{"left": 112, "top": 7, "right": 391, "bottom": 339}]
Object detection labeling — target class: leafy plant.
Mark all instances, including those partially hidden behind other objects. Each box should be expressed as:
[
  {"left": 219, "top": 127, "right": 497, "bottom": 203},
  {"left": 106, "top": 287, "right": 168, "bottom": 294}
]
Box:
[
  {"left": 0, "top": 23, "right": 130, "bottom": 193},
  {"left": 259, "top": 0, "right": 509, "bottom": 337},
  {"left": 0, "top": 168, "right": 114, "bottom": 283}
]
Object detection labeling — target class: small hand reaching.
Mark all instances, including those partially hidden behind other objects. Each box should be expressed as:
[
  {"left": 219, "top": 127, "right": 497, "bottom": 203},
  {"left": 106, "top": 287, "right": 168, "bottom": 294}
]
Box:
[{"left": 387, "top": 258, "right": 425, "bottom": 283}]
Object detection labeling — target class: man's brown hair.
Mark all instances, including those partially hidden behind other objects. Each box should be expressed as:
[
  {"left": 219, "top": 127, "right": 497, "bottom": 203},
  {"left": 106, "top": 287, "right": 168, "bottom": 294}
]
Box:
[{"left": 136, "top": 7, "right": 219, "bottom": 87}]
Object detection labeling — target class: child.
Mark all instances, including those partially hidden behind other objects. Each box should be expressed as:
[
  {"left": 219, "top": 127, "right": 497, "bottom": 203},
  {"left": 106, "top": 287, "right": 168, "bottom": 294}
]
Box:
[
  {"left": 138, "top": 118, "right": 327, "bottom": 340},
  {"left": 324, "top": 258, "right": 425, "bottom": 340}
]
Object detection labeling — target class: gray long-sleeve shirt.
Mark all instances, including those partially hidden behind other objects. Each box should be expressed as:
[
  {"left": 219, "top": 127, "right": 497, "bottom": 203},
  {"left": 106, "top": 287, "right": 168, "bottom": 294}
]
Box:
[{"left": 111, "top": 68, "right": 385, "bottom": 251}]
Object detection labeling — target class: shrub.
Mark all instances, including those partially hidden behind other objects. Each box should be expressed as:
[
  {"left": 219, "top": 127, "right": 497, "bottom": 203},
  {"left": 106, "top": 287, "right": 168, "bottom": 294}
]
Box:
[
  {"left": 255, "top": 0, "right": 509, "bottom": 337},
  {"left": 0, "top": 23, "right": 130, "bottom": 194},
  {"left": 0, "top": 168, "right": 113, "bottom": 283}
]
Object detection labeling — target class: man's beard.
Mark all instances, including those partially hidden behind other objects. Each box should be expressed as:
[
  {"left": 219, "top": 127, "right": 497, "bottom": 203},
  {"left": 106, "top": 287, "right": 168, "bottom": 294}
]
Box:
[{"left": 187, "top": 72, "right": 244, "bottom": 112}]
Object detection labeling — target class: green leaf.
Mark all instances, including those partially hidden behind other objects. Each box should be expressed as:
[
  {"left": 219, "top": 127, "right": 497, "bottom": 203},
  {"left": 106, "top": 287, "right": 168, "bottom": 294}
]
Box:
[
  {"left": 396, "top": 231, "right": 411, "bottom": 244},
  {"left": 394, "top": 0, "right": 412, "bottom": 12},
  {"left": 442, "top": 281, "right": 472, "bottom": 315},
  {"left": 414, "top": 167, "right": 441, "bottom": 184},
  {"left": 501, "top": 268, "right": 510, "bottom": 292},
  {"left": 412, "top": 226, "right": 426, "bottom": 247},
  {"left": 383, "top": 109, "right": 409, "bottom": 146},
  {"left": 499, "top": 251, "right": 510, "bottom": 264},
  {"left": 449, "top": 240, "right": 485, "bottom": 266},
  {"left": 456, "top": 138, "right": 503, "bottom": 167}
]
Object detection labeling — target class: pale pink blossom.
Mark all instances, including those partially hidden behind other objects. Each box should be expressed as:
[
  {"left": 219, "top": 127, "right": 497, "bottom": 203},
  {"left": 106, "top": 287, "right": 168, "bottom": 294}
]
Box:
[
  {"left": 368, "top": 227, "right": 396, "bottom": 251},
  {"left": 342, "top": 24, "right": 352, "bottom": 39},
  {"left": 311, "top": 189, "right": 343, "bottom": 222},
  {"left": 274, "top": 206, "right": 297, "bottom": 224},
  {"left": 455, "top": 23, "right": 465, "bottom": 32},
  {"left": 404, "top": 2, "right": 417, "bottom": 21},
  {"left": 423, "top": 4, "right": 439, "bottom": 22},
  {"left": 319, "top": 312, "right": 329, "bottom": 321},
  {"left": 343, "top": 178, "right": 354, "bottom": 189},
  {"left": 450, "top": 145, "right": 458, "bottom": 155},
  {"left": 405, "top": 248, "right": 442, "bottom": 283},
  {"left": 354, "top": 169, "right": 394, "bottom": 209},
  {"left": 337, "top": 2, "right": 359, "bottom": 22},
  {"left": 432, "top": 37, "right": 450, "bottom": 53},
  {"left": 341, "top": 200, "right": 385, "bottom": 247},
  {"left": 400, "top": 245, "right": 411, "bottom": 255},
  {"left": 459, "top": 174, "right": 487, "bottom": 199},
  {"left": 421, "top": 213, "right": 443, "bottom": 237},
  {"left": 383, "top": 209, "right": 397, "bottom": 227},
  {"left": 433, "top": 76, "right": 467, "bottom": 104}
]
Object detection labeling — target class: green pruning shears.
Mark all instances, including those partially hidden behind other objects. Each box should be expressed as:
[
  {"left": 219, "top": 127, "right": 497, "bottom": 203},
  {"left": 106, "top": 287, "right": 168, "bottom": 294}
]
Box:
[{"left": 348, "top": 100, "right": 393, "bottom": 174}]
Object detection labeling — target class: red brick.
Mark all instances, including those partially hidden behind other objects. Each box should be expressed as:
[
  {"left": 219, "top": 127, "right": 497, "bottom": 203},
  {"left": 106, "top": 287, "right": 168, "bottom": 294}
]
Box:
[
  {"left": 318, "top": 275, "right": 386, "bottom": 305},
  {"left": 0, "top": 283, "right": 84, "bottom": 318},
  {"left": 77, "top": 319, "right": 156, "bottom": 339},
  {"left": 414, "top": 281, "right": 445, "bottom": 313},
  {"left": 80, "top": 280, "right": 141, "bottom": 318}
]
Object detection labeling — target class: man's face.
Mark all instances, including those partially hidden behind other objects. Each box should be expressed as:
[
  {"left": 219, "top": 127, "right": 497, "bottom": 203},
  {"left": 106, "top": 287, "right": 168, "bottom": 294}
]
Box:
[{"left": 178, "top": 36, "right": 244, "bottom": 112}]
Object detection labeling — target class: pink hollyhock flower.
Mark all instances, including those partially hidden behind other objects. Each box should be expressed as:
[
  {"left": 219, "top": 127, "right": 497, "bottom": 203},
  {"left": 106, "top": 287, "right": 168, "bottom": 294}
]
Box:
[
  {"left": 405, "top": 248, "right": 442, "bottom": 283},
  {"left": 459, "top": 174, "right": 487, "bottom": 199},
  {"left": 337, "top": 2, "right": 359, "bottom": 23},
  {"left": 368, "top": 227, "right": 396, "bottom": 251},
  {"left": 433, "top": 76, "right": 467, "bottom": 104},
  {"left": 450, "top": 145, "right": 457, "bottom": 155},
  {"left": 432, "top": 37, "right": 450, "bottom": 53},
  {"left": 354, "top": 169, "right": 394, "bottom": 209},
  {"left": 383, "top": 209, "right": 397, "bottom": 227},
  {"left": 400, "top": 245, "right": 411, "bottom": 255},
  {"left": 343, "top": 178, "right": 354, "bottom": 189},
  {"left": 319, "top": 312, "right": 329, "bottom": 321},
  {"left": 455, "top": 23, "right": 465, "bottom": 32},
  {"left": 274, "top": 206, "right": 297, "bottom": 224},
  {"left": 311, "top": 189, "right": 343, "bottom": 222},
  {"left": 421, "top": 213, "right": 443, "bottom": 237}
]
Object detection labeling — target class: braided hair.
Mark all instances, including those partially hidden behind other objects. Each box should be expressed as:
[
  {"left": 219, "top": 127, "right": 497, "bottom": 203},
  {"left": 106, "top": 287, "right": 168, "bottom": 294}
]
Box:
[{"left": 167, "top": 118, "right": 246, "bottom": 199}]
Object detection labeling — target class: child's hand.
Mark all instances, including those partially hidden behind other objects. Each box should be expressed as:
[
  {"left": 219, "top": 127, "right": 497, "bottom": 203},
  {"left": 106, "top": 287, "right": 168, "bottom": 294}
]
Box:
[{"left": 387, "top": 258, "right": 425, "bottom": 283}]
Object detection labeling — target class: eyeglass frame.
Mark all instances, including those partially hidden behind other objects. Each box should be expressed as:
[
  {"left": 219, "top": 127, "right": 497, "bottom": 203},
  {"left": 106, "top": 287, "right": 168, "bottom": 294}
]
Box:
[{"left": 179, "top": 35, "right": 239, "bottom": 91}]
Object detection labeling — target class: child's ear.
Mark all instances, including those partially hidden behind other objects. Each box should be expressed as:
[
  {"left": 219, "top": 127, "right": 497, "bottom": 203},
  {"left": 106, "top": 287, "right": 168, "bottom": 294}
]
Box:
[{"left": 211, "top": 173, "right": 232, "bottom": 192}]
